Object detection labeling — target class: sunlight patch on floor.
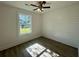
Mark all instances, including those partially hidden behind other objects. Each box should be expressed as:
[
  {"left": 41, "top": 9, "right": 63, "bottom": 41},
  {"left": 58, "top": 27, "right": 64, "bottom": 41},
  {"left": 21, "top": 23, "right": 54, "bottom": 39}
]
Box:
[
  {"left": 26, "top": 43, "right": 59, "bottom": 57},
  {"left": 26, "top": 43, "right": 46, "bottom": 57}
]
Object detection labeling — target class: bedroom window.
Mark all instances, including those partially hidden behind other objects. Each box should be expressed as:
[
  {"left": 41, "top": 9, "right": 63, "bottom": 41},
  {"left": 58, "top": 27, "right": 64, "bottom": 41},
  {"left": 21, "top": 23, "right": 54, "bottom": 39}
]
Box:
[{"left": 18, "top": 14, "right": 32, "bottom": 34}]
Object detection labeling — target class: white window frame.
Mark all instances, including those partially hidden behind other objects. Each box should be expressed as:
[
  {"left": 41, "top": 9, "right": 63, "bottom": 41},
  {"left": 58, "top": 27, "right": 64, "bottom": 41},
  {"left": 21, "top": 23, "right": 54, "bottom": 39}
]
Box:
[{"left": 18, "top": 13, "right": 32, "bottom": 35}]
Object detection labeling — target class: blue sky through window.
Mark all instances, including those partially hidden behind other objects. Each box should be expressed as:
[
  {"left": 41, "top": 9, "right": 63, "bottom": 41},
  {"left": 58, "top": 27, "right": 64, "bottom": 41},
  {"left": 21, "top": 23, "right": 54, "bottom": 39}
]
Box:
[{"left": 19, "top": 14, "right": 29, "bottom": 27}]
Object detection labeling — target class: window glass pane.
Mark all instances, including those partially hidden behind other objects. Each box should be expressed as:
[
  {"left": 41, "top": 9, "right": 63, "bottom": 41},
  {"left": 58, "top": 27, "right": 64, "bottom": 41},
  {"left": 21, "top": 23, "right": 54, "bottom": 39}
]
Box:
[{"left": 19, "top": 14, "right": 32, "bottom": 34}]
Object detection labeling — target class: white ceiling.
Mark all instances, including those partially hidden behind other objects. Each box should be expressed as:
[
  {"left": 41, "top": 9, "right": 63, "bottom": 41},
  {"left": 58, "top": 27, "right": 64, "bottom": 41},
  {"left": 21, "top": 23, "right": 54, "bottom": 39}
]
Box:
[{"left": 1, "top": 1, "right": 79, "bottom": 13}]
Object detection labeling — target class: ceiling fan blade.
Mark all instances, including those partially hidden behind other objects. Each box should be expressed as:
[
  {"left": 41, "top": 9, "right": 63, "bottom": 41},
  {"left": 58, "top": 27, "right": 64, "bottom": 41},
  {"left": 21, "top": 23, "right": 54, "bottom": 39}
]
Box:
[
  {"left": 25, "top": 4, "right": 29, "bottom": 5},
  {"left": 43, "top": 6, "right": 50, "bottom": 8},
  {"left": 30, "top": 4, "right": 38, "bottom": 7},
  {"left": 33, "top": 8, "right": 38, "bottom": 11},
  {"left": 25, "top": 4, "right": 38, "bottom": 7},
  {"left": 25, "top": 4, "right": 31, "bottom": 6},
  {"left": 25, "top": 4, "right": 32, "bottom": 6}
]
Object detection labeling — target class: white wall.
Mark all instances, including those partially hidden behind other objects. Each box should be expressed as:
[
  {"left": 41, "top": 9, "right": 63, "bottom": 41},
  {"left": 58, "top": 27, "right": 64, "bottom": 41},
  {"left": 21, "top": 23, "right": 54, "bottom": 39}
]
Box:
[
  {"left": 0, "top": 2, "right": 79, "bottom": 56},
  {"left": 42, "top": 4, "right": 79, "bottom": 55},
  {"left": 0, "top": 3, "right": 42, "bottom": 51}
]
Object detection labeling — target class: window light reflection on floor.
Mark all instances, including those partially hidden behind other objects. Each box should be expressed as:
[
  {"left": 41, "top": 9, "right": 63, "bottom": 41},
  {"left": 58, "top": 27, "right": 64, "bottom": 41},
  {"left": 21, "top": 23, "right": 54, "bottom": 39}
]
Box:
[
  {"left": 26, "top": 43, "right": 59, "bottom": 57},
  {"left": 26, "top": 43, "right": 46, "bottom": 57},
  {"left": 40, "top": 51, "right": 52, "bottom": 57}
]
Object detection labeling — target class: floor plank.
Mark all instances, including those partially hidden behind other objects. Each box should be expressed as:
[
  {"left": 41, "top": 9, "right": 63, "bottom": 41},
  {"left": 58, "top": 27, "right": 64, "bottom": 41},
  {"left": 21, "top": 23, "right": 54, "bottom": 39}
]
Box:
[{"left": 0, "top": 36, "right": 78, "bottom": 57}]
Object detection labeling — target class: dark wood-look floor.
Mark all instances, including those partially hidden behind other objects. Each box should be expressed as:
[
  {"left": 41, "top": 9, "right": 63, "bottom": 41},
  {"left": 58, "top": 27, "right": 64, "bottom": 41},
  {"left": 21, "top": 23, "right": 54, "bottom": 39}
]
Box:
[{"left": 0, "top": 36, "right": 78, "bottom": 57}]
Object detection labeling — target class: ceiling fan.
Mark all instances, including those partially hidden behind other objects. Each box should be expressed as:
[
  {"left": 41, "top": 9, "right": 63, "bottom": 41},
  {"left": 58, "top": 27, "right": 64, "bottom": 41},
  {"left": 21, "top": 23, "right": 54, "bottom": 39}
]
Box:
[{"left": 25, "top": 1, "right": 51, "bottom": 12}]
